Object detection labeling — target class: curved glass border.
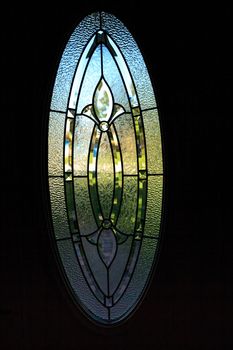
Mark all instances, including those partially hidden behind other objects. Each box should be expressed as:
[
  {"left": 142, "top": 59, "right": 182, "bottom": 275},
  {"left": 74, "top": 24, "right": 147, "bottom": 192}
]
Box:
[{"left": 46, "top": 11, "right": 165, "bottom": 326}]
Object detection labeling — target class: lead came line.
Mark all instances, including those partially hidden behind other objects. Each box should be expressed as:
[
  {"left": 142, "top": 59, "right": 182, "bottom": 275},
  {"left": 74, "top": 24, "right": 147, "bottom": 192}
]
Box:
[
  {"left": 56, "top": 18, "right": 162, "bottom": 320},
  {"left": 50, "top": 109, "right": 66, "bottom": 114}
]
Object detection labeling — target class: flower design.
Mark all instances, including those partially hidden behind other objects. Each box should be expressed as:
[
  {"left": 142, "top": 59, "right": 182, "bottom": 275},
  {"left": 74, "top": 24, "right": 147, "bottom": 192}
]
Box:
[
  {"left": 82, "top": 77, "right": 125, "bottom": 132},
  {"left": 81, "top": 77, "right": 127, "bottom": 265}
]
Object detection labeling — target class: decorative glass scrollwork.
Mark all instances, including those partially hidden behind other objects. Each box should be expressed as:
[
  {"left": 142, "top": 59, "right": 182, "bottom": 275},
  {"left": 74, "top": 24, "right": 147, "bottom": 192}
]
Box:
[{"left": 48, "top": 12, "right": 163, "bottom": 325}]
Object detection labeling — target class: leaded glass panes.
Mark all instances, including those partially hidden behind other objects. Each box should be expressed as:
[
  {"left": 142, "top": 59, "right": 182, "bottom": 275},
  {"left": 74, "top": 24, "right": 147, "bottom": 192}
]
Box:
[{"left": 48, "top": 12, "right": 164, "bottom": 325}]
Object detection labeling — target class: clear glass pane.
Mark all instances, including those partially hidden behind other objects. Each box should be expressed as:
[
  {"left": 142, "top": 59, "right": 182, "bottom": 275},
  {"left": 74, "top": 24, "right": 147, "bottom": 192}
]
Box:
[
  {"left": 49, "top": 178, "right": 70, "bottom": 239},
  {"left": 73, "top": 115, "right": 95, "bottom": 176},
  {"left": 88, "top": 126, "right": 103, "bottom": 226},
  {"left": 75, "top": 240, "right": 104, "bottom": 303},
  {"left": 109, "top": 236, "right": 132, "bottom": 295},
  {"left": 64, "top": 118, "right": 73, "bottom": 173},
  {"left": 94, "top": 78, "right": 113, "bottom": 121},
  {"left": 110, "top": 238, "right": 158, "bottom": 321},
  {"left": 65, "top": 181, "right": 78, "bottom": 234},
  {"left": 144, "top": 176, "right": 163, "bottom": 238},
  {"left": 113, "top": 240, "right": 140, "bottom": 303},
  {"left": 76, "top": 45, "right": 101, "bottom": 114},
  {"left": 81, "top": 237, "right": 108, "bottom": 295},
  {"left": 143, "top": 109, "right": 163, "bottom": 174},
  {"left": 135, "top": 178, "right": 147, "bottom": 236},
  {"left": 102, "top": 45, "right": 130, "bottom": 112},
  {"left": 116, "top": 176, "right": 137, "bottom": 234},
  {"left": 51, "top": 13, "right": 100, "bottom": 111},
  {"left": 97, "top": 132, "right": 114, "bottom": 219},
  {"left": 48, "top": 112, "right": 65, "bottom": 176},
  {"left": 74, "top": 177, "right": 97, "bottom": 235},
  {"left": 114, "top": 114, "right": 137, "bottom": 175},
  {"left": 57, "top": 240, "right": 108, "bottom": 319},
  {"left": 108, "top": 125, "right": 123, "bottom": 225},
  {"left": 105, "top": 36, "right": 138, "bottom": 108},
  {"left": 98, "top": 229, "right": 117, "bottom": 267},
  {"left": 133, "top": 115, "right": 146, "bottom": 171},
  {"left": 102, "top": 12, "right": 157, "bottom": 110}
]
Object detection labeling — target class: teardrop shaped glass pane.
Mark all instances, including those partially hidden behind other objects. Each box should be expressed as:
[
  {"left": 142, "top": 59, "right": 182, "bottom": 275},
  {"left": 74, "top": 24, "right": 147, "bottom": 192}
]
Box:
[
  {"left": 98, "top": 229, "right": 117, "bottom": 267},
  {"left": 94, "top": 78, "right": 113, "bottom": 121}
]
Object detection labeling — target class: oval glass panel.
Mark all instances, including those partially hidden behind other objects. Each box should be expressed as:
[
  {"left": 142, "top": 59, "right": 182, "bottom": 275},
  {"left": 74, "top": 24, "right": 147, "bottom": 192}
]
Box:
[{"left": 48, "top": 11, "right": 164, "bottom": 325}]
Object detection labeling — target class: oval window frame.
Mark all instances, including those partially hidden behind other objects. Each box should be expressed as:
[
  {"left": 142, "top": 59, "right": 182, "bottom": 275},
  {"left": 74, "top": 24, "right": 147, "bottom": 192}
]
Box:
[{"left": 47, "top": 11, "right": 165, "bottom": 326}]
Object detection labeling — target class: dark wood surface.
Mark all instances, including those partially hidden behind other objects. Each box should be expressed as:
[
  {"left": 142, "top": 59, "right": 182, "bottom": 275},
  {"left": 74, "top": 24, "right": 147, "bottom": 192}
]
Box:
[{"left": 1, "top": 3, "right": 231, "bottom": 349}]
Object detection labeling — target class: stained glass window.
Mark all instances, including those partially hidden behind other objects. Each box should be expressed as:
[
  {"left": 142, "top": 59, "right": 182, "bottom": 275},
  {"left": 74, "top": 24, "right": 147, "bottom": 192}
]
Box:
[{"left": 48, "top": 12, "right": 163, "bottom": 325}]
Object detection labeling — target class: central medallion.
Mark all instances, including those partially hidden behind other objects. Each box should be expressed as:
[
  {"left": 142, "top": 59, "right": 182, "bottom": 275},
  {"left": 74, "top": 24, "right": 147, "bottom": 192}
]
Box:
[{"left": 99, "top": 121, "right": 109, "bottom": 132}]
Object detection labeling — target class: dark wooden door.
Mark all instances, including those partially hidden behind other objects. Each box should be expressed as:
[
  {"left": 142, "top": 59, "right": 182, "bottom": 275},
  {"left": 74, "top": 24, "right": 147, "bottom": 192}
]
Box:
[{"left": 1, "top": 3, "right": 231, "bottom": 349}]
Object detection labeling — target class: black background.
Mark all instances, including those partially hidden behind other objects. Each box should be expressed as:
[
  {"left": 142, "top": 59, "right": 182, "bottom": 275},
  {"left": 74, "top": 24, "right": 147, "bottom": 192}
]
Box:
[{"left": 1, "top": 2, "right": 232, "bottom": 349}]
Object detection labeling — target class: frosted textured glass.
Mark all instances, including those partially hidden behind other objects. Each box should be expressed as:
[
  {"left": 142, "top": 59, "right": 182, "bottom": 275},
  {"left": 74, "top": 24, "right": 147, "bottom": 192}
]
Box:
[
  {"left": 51, "top": 13, "right": 100, "bottom": 111},
  {"left": 143, "top": 109, "right": 163, "bottom": 174},
  {"left": 102, "top": 12, "right": 156, "bottom": 110},
  {"left": 102, "top": 45, "right": 130, "bottom": 112},
  {"left": 69, "top": 36, "right": 96, "bottom": 109},
  {"left": 48, "top": 112, "right": 65, "bottom": 176},
  {"left": 116, "top": 177, "right": 137, "bottom": 234},
  {"left": 77, "top": 46, "right": 101, "bottom": 114},
  {"left": 81, "top": 237, "right": 108, "bottom": 295},
  {"left": 97, "top": 132, "right": 114, "bottom": 218},
  {"left": 57, "top": 240, "right": 108, "bottom": 320},
  {"left": 114, "top": 114, "right": 137, "bottom": 175},
  {"left": 74, "top": 115, "right": 95, "bottom": 176},
  {"left": 49, "top": 12, "right": 163, "bottom": 325},
  {"left": 144, "top": 176, "right": 163, "bottom": 238},
  {"left": 110, "top": 238, "right": 158, "bottom": 320},
  {"left": 74, "top": 178, "right": 97, "bottom": 235},
  {"left": 109, "top": 236, "right": 132, "bottom": 295},
  {"left": 49, "top": 178, "right": 70, "bottom": 239}
]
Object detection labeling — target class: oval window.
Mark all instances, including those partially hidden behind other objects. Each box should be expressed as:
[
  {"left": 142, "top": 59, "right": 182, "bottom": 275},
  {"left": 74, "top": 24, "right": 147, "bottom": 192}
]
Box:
[{"left": 48, "top": 12, "right": 163, "bottom": 325}]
